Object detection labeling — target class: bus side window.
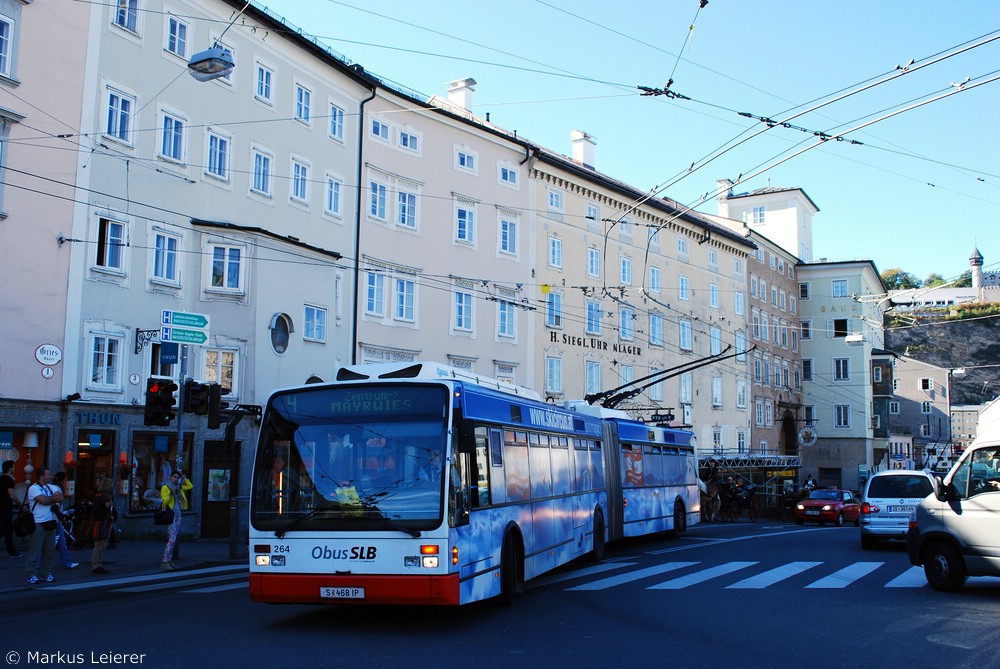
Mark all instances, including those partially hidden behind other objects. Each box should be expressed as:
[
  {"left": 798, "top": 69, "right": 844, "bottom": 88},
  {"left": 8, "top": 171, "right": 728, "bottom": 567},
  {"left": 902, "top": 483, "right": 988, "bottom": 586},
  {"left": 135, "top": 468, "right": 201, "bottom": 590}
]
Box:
[
  {"left": 448, "top": 453, "right": 471, "bottom": 527},
  {"left": 474, "top": 432, "right": 490, "bottom": 507}
]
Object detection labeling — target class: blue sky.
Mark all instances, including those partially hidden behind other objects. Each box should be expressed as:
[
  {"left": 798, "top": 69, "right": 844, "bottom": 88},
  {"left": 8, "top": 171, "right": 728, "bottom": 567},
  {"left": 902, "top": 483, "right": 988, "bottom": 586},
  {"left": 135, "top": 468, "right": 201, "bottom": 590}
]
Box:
[{"left": 259, "top": 0, "right": 999, "bottom": 283}]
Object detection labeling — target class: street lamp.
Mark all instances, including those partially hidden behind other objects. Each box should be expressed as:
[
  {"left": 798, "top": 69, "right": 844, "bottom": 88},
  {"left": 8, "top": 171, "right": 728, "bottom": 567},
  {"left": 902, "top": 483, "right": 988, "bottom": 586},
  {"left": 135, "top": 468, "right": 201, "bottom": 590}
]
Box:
[
  {"left": 186, "top": 1, "right": 250, "bottom": 82},
  {"left": 187, "top": 45, "right": 235, "bottom": 82}
]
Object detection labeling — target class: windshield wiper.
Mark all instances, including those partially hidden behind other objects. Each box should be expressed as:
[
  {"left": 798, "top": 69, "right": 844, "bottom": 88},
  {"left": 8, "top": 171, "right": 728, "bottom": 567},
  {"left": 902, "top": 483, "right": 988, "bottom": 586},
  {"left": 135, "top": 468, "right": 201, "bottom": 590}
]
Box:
[
  {"left": 274, "top": 507, "right": 333, "bottom": 539},
  {"left": 362, "top": 510, "right": 422, "bottom": 538}
]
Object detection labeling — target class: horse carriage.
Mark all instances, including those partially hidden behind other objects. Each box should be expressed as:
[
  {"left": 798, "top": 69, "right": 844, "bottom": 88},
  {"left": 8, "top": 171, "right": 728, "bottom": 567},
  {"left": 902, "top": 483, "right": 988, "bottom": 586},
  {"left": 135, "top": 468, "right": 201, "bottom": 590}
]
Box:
[{"left": 720, "top": 482, "right": 760, "bottom": 523}]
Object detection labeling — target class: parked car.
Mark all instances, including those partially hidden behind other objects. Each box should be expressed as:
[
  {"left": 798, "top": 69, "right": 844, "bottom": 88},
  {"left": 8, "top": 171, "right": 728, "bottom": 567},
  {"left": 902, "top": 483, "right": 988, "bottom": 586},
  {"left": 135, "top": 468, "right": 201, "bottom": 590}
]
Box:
[
  {"left": 907, "top": 435, "right": 1000, "bottom": 591},
  {"left": 794, "top": 489, "right": 860, "bottom": 527},
  {"left": 859, "top": 469, "right": 935, "bottom": 550}
]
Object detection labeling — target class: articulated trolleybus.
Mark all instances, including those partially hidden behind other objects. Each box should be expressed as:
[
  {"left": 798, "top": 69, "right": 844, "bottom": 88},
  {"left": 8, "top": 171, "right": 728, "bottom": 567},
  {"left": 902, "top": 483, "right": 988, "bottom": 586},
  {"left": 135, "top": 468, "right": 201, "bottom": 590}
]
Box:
[{"left": 248, "top": 361, "right": 699, "bottom": 606}]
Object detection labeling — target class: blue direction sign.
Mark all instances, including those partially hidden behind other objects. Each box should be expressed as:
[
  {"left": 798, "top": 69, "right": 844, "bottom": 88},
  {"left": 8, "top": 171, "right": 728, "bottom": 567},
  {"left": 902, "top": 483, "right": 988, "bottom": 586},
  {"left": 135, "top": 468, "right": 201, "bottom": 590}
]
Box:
[{"left": 161, "top": 310, "right": 209, "bottom": 329}]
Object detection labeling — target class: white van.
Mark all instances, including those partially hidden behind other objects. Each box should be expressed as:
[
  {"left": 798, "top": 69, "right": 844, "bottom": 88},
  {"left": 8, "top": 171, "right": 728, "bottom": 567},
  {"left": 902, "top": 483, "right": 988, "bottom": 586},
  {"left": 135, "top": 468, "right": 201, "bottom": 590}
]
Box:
[{"left": 907, "top": 428, "right": 1000, "bottom": 591}]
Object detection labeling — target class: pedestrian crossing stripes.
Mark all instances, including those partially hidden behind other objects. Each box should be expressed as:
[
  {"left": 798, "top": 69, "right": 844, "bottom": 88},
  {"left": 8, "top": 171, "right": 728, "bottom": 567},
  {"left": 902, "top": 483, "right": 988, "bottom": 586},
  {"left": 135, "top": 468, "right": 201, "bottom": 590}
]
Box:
[
  {"left": 44, "top": 564, "right": 247, "bottom": 594},
  {"left": 533, "top": 559, "right": 1000, "bottom": 591}
]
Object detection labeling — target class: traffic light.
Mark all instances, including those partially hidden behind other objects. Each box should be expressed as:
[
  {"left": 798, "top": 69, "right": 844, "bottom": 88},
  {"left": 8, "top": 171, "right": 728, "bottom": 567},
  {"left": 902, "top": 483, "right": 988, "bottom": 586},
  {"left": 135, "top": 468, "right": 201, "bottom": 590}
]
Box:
[
  {"left": 144, "top": 378, "right": 178, "bottom": 426},
  {"left": 183, "top": 379, "right": 210, "bottom": 415},
  {"left": 207, "top": 383, "right": 230, "bottom": 429}
]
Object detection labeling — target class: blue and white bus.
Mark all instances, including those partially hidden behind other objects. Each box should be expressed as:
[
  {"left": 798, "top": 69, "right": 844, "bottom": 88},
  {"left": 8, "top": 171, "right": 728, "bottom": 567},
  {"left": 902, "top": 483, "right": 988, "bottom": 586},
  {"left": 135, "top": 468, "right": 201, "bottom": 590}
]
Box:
[{"left": 248, "top": 361, "right": 699, "bottom": 606}]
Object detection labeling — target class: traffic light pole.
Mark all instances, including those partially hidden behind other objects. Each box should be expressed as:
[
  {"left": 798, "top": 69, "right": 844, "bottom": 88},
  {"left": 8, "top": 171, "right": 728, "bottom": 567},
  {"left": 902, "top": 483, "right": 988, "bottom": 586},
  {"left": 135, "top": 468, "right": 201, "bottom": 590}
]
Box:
[{"left": 173, "top": 344, "right": 188, "bottom": 561}]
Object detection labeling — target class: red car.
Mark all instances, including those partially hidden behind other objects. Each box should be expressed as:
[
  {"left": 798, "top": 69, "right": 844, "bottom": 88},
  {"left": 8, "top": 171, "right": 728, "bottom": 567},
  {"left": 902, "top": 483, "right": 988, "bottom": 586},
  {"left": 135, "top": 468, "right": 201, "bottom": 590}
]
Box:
[{"left": 795, "top": 489, "right": 861, "bottom": 527}]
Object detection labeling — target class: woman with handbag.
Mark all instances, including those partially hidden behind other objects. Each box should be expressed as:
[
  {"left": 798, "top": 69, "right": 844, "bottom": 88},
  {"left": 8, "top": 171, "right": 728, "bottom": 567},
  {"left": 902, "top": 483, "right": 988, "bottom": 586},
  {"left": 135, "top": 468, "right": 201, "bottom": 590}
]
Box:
[
  {"left": 159, "top": 471, "right": 191, "bottom": 570},
  {"left": 90, "top": 478, "right": 114, "bottom": 575},
  {"left": 24, "top": 467, "right": 64, "bottom": 585}
]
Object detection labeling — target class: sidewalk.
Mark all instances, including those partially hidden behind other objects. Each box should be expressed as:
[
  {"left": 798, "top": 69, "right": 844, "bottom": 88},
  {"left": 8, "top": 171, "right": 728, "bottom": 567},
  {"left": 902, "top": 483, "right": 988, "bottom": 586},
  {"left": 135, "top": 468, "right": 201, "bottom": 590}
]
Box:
[{"left": 0, "top": 535, "right": 246, "bottom": 592}]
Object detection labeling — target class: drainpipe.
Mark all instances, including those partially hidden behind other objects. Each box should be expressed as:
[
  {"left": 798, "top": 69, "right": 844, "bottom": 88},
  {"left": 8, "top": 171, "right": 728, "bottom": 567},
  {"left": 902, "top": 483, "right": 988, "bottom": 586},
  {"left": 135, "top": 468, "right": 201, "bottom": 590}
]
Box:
[{"left": 351, "top": 84, "right": 378, "bottom": 365}]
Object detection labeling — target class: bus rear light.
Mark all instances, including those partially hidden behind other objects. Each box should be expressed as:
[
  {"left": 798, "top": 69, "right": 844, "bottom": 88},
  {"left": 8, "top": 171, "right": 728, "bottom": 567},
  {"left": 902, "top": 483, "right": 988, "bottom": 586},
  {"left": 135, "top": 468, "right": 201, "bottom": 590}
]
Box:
[
  {"left": 255, "top": 555, "right": 271, "bottom": 566},
  {"left": 452, "top": 546, "right": 459, "bottom": 565},
  {"left": 420, "top": 545, "right": 439, "bottom": 555},
  {"left": 623, "top": 499, "right": 628, "bottom": 508},
  {"left": 254, "top": 544, "right": 271, "bottom": 553},
  {"left": 422, "top": 556, "right": 439, "bottom": 568}
]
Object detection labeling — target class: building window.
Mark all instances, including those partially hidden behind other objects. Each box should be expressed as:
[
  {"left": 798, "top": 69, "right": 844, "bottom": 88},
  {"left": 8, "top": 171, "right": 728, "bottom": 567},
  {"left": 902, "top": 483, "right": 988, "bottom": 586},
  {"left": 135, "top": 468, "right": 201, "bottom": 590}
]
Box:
[
  {"left": 835, "top": 404, "right": 851, "bottom": 428},
  {"left": 304, "top": 305, "right": 327, "bottom": 342},
  {"left": 498, "top": 300, "right": 515, "bottom": 338},
  {"left": 456, "top": 149, "right": 476, "bottom": 172},
  {"left": 586, "top": 361, "right": 601, "bottom": 396},
  {"left": 752, "top": 206, "right": 765, "bottom": 224},
  {"left": 500, "top": 217, "right": 517, "bottom": 255},
  {"left": 549, "top": 237, "right": 563, "bottom": 268},
  {"left": 650, "top": 314, "right": 663, "bottom": 346},
  {"left": 649, "top": 367, "right": 663, "bottom": 401},
  {"left": 801, "top": 320, "right": 812, "bottom": 339},
  {"left": 114, "top": 0, "right": 138, "bottom": 33},
  {"left": 546, "top": 356, "right": 563, "bottom": 394},
  {"left": 680, "top": 320, "right": 693, "bottom": 350},
  {"left": 712, "top": 376, "right": 723, "bottom": 407},
  {"left": 397, "top": 190, "right": 417, "bottom": 229},
  {"left": 291, "top": 159, "right": 309, "bottom": 203},
  {"left": 371, "top": 118, "right": 390, "bottom": 141},
  {"left": 203, "top": 348, "right": 236, "bottom": 395},
  {"left": 255, "top": 62, "right": 273, "bottom": 104},
  {"left": 710, "top": 326, "right": 722, "bottom": 355},
  {"left": 736, "top": 378, "right": 747, "bottom": 408},
  {"left": 210, "top": 245, "right": 242, "bottom": 291},
  {"left": 159, "top": 112, "right": 185, "bottom": 163},
  {"left": 799, "top": 282, "right": 811, "bottom": 300},
  {"left": 735, "top": 291, "right": 744, "bottom": 315},
  {"left": 587, "top": 248, "right": 600, "bottom": 278},
  {"left": 369, "top": 181, "right": 387, "bottom": 220},
  {"left": 206, "top": 130, "right": 230, "bottom": 181},
  {"left": 454, "top": 290, "right": 473, "bottom": 332},
  {"left": 832, "top": 279, "right": 849, "bottom": 298},
  {"left": 620, "top": 257, "right": 632, "bottom": 286},
  {"left": 756, "top": 400, "right": 766, "bottom": 427},
  {"left": 399, "top": 130, "right": 419, "bottom": 152},
  {"left": 90, "top": 334, "right": 122, "bottom": 388},
  {"left": 832, "top": 318, "right": 849, "bottom": 338},
  {"left": 803, "top": 405, "right": 816, "bottom": 426},
  {"left": 620, "top": 308, "right": 634, "bottom": 341},
  {"left": 329, "top": 103, "right": 345, "bottom": 140},
  {"left": 105, "top": 88, "right": 134, "bottom": 144},
  {"left": 650, "top": 266, "right": 661, "bottom": 293},
  {"left": 456, "top": 203, "right": 475, "bottom": 243},
  {"left": 394, "top": 279, "right": 415, "bottom": 321},
  {"left": 251, "top": 148, "right": 272, "bottom": 197},
  {"left": 325, "top": 176, "right": 342, "bottom": 217},
  {"left": 677, "top": 236, "right": 688, "bottom": 258},
  {"left": 920, "top": 378, "right": 934, "bottom": 391},
  {"left": 165, "top": 15, "right": 188, "bottom": 58},
  {"left": 679, "top": 275, "right": 689, "bottom": 301},
  {"left": 834, "top": 358, "right": 850, "bottom": 381},
  {"left": 921, "top": 401, "right": 932, "bottom": 414},
  {"left": 586, "top": 300, "right": 602, "bottom": 335},
  {"left": 546, "top": 291, "right": 562, "bottom": 328},
  {"left": 710, "top": 283, "right": 720, "bottom": 309},
  {"left": 872, "top": 367, "right": 883, "bottom": 383},
  {"left": 499, "top": 163, "right": 518, "bottom": 186},
  {"left": 365, "top": 272, "right": 385, "bottom": 316},
  {"left": 152, "top": 232, "right": 179, "bottom": 284},
  {"left": 548, "top": 189, "right": 563, "bottom": 213},
  {"left": 802, "top": 359, "right": 813, "bottom": 381},
  {"left": 96, "top": 217, "right": 125, "bottom": 271}
]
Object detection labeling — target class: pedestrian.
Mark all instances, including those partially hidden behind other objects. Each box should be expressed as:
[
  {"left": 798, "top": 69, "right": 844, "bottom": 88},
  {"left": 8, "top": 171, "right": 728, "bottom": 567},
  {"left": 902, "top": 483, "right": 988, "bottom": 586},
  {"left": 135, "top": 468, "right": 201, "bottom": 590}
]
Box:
[
  {"left": 24, "top": 467, "right": 64, "bottom": 585},
  {"left": 1, "top": 460, "right": 22, "bottom": 558},
  {"left": 50, "top": 471, "right": 79, "bottom": 570},
  {"left": 804, "top": 474, "right": 816, "bottom": 490},
  {"left": 90, "top": 478, "right": 114, "bottom": 575},
  {"left": 160, "top": 470, "right": 191, "bottom": 570}
]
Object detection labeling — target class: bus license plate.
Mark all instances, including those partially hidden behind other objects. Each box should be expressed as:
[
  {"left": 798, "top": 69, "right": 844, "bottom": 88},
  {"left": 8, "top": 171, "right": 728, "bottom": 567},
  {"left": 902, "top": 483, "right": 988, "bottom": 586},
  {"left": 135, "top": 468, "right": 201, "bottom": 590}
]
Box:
[{"left": 320, "top": 586, "right": 365, "bottom": 599}]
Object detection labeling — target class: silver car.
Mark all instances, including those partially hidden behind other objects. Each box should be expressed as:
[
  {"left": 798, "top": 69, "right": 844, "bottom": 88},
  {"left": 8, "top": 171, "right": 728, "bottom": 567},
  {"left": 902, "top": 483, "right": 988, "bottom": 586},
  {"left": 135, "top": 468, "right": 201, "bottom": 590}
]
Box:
[{"left": 859, "top": 470, "right": 935, "bottom": 550}]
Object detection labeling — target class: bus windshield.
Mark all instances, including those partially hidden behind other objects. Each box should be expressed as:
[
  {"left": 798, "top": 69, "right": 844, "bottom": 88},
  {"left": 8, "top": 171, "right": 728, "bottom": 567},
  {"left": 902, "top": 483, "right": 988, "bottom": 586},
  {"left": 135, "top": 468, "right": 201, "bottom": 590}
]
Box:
[{"left": 251, "top": 383, "right": 449, "bottom": 533}]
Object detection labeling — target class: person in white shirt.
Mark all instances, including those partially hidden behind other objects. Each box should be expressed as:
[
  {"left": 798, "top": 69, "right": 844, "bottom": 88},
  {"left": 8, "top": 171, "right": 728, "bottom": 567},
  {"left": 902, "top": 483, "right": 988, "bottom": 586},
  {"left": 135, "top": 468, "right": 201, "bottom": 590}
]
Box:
[{"left": 24, "top": 467, "right": 64, "bottom": 584}]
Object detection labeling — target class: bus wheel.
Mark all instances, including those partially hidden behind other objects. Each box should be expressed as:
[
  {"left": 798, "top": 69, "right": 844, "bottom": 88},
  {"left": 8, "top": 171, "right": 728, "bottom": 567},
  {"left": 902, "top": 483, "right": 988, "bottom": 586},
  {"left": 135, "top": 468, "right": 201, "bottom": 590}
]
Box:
[
  {"left": 498, "top": 532, "right": 522, "bottom": 606},
  {"left": 588, "top": 511, "right": 606, "bottom": 562},
  {"left": 667, "top": 501, "right": 686, "bottom": 539}
]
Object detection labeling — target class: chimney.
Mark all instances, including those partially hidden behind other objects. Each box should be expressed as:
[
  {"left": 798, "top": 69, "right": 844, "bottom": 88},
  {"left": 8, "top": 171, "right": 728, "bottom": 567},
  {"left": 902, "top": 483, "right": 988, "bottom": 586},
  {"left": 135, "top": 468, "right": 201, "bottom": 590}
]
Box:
[
  {"left": 446, "top": 78, "right": 477, "bottom": 111},
  {"left": 715, "top": 178, "right": 734, "bottom": 216},
  {"left": 571, "top": 130, "right": 596, "bottom": 169}
]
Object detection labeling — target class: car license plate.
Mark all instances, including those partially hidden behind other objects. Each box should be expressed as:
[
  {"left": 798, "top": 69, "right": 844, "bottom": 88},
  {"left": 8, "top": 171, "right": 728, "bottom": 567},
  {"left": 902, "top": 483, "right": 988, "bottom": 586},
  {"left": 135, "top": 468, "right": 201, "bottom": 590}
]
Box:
[
  {"left": 320, "top": 586, "right": 365, "bottom": 599},
  {"left": 805, "top": 510, "right": 820, "bottom": 516},
  {"left": 886, "top": 506, "right": 913, "bottom": 514}
]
